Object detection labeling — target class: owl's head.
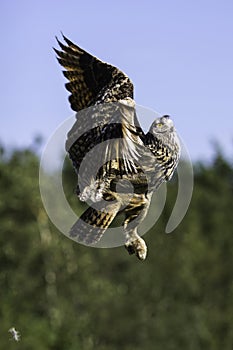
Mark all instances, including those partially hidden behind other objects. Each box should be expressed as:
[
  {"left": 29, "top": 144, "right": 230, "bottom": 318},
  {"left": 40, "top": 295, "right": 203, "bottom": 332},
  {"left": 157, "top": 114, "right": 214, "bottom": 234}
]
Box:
[{"left": 149, "top": 115, "right": 174, "bottom": 135}]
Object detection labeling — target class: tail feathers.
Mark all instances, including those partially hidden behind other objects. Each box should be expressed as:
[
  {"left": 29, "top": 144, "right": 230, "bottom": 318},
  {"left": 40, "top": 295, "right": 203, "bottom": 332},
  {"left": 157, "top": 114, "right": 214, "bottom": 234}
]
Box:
[{"left": 69, "top": 204, "right": 119, "bottom": 245}]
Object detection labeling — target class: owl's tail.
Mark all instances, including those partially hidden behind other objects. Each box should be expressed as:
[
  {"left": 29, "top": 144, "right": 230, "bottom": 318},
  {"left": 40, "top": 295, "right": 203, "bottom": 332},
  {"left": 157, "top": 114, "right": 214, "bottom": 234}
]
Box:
[{"left": 69, "top": 203, "right": 120, "bottom": 245}]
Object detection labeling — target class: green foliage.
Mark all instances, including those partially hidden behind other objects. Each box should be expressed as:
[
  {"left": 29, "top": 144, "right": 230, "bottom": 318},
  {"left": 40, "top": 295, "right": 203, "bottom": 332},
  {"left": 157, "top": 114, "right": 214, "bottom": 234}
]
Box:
[{"left": 0, "top": 146, "right": 232, "bottom": 349}]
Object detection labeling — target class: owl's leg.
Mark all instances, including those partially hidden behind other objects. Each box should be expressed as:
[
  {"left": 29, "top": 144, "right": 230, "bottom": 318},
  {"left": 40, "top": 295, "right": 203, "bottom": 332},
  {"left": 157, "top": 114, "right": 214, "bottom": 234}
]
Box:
[
  {"left": 124, "top": 228, "right": 147, "bottom": 261},
  {"left": 122, "top": 193, "right": 151, "bottom": 260}
]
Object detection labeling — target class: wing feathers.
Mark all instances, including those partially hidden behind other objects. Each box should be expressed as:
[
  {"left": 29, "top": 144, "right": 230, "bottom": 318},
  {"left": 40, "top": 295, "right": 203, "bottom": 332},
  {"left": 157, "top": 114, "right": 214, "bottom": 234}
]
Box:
[{"left": 54, "top": 35, "right": 134, "bottom": 111}]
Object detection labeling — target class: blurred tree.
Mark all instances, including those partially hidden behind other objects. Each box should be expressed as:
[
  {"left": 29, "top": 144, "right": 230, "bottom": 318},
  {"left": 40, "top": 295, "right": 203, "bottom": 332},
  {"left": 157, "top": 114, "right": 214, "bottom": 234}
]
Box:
[{"left": 0, "top": 146, "right": 232, "bottom": 349}]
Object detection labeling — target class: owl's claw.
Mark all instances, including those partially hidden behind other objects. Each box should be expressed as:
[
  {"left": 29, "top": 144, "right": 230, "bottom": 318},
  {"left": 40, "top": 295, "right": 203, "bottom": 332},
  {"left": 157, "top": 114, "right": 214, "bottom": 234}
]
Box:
[{"left": 125, "top": 237, "right": 147, "bottom": 260}]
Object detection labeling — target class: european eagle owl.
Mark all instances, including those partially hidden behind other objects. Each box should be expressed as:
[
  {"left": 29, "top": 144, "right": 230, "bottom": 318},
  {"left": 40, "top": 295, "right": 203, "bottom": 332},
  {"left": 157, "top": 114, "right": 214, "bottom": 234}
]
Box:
[{"left": 55, "top": 35, "right": 180, "bottom": 260}]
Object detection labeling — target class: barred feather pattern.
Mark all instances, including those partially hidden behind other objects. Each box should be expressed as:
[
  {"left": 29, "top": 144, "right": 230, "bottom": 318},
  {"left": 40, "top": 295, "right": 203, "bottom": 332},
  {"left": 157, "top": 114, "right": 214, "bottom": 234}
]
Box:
[{"left": 55, "top": 35, "right": 181, "bottom": 259}]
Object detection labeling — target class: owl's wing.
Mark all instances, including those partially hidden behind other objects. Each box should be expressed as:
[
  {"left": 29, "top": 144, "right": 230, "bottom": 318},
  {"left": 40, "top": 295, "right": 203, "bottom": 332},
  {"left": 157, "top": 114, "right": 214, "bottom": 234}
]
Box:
[
  {"left": 95, "top": 100, "right": 146, "bottom": 181},
  {"left": 66, "top": 101, "right": 146, "bottom": 198},
  {"left": 55, "top": 36, "right": 145, "bottom": 193},
  {"left": 54, "top": 34, "right": 133, "bottom": 111}
]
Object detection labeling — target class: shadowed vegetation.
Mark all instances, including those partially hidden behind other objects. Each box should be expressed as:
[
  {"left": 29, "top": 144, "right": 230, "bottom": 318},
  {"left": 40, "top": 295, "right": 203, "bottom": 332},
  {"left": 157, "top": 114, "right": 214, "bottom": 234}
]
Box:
[{"left": 0, "top": 145, "right": 232, "bottom": 349}]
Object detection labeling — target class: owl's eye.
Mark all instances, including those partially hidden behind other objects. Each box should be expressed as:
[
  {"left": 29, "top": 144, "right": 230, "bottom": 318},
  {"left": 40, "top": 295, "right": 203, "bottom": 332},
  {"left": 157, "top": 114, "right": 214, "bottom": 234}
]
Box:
[{"left": 156, "top": 123, "right": 163, "bottom": 128}]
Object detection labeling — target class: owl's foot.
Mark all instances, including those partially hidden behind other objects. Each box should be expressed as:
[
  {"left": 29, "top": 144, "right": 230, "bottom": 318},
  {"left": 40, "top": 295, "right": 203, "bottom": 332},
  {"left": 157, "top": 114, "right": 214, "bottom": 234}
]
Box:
[{"left": 125, "top": 237, "right": 147, "bottom": 261}]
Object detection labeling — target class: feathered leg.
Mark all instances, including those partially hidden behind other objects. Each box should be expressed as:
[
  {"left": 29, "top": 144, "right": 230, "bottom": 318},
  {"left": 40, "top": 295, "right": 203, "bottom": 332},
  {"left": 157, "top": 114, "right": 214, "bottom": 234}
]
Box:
[
  {"left": 123, "top": 193, "right": 151, "bottom": 260},
  {"left": 124, "top": 227, "right": 147, "bottom": 260}
]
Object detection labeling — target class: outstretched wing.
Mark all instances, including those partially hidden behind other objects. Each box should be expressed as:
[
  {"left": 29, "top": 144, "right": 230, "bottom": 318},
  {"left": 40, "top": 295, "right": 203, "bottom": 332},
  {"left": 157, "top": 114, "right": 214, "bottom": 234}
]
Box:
[
  {"left": 55, "top": 36, "right": 145, "bottom": 193},
  {"left": 54, "top": 34, "right": 133, "bottom": 111}
]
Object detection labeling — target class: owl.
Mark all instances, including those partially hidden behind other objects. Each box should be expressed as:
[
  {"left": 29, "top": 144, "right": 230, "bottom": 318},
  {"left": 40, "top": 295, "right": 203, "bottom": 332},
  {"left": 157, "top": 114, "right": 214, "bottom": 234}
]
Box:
[{"left": 55, "top": 34, "right": 180, "bottom": 260}]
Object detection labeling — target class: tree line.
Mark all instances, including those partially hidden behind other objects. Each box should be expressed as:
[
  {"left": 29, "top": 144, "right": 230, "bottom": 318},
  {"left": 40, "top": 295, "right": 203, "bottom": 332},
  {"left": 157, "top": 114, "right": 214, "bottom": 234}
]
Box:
[{"left": 0, "top": 145, "right": 232, "bottom": 349}]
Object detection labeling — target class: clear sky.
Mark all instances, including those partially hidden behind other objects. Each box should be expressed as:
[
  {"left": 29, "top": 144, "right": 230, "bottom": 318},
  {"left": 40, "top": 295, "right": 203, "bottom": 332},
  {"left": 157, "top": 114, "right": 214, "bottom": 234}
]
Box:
[{"left": 0, "top": 0, "right": 233, "bottom": 162}]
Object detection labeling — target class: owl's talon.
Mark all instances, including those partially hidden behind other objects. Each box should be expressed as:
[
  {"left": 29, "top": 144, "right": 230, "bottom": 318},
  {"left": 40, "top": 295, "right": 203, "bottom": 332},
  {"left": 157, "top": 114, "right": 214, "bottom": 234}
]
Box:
[
  {"left": 125, "top": 243, "right": 136, "bottom": 255},
  {"left": 125, "top": 237, "right": 147, "bottom": 260}
]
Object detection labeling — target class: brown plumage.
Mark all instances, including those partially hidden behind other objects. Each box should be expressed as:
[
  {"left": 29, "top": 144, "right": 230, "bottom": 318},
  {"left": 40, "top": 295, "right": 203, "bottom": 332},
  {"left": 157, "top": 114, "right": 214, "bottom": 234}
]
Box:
[{"left": 55, "top": 34, "right": 181, "bottom": 260}]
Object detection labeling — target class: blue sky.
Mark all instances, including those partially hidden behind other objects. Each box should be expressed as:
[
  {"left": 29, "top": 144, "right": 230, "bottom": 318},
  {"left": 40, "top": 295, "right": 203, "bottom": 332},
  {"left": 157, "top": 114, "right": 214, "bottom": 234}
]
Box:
[{"left": 0, "top": 0, "right": 233, "bottom": 162}]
